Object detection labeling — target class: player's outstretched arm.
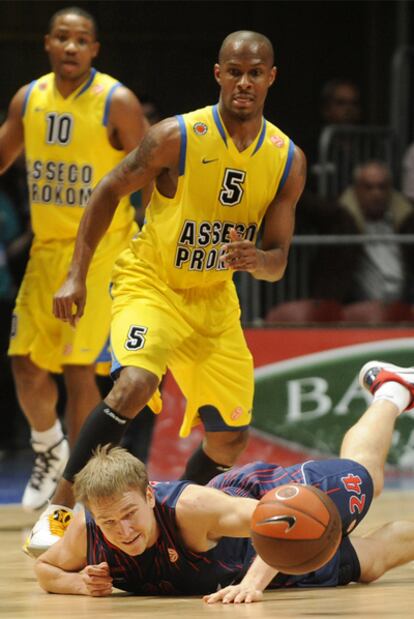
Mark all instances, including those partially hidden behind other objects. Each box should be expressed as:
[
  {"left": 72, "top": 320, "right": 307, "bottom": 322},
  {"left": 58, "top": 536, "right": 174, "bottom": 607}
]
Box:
[
  {"left": 53, "top": 117, "right": 180, "bottom": 326},
  {"left": 0, "top": 86, "right": 27, "bottom": 174},
  {"left": 34, "top": 512, "right": 112, "bottom": 596},
  {"left": 176, "top": 485, "right": 278, "bottom": 604}
]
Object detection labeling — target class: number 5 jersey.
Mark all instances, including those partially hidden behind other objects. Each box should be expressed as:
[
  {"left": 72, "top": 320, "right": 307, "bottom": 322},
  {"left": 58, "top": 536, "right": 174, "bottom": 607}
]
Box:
[{"left": 131, "top": 104, "right": 294, "bottom": 290}]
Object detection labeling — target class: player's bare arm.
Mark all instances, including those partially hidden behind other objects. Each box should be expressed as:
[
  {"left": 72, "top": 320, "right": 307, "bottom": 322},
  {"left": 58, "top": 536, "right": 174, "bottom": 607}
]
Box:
[
  {"left": 176, "top": 485, "right": 259, "bottom": 550},
  {"left": 108, "top": 86, "right": 153, "bottom": 212},
  {"left": 108, "top": 86, "right": 149, "bottom": 153},
  {"left": 53, "top": 117, "right": 181, "bottom": 325},
  {"left": 34, "top": 512, "right": 109, "bottom": 596},
  {"left": 175, "top": 486, "right": 279, "bottom": 605},
  {"left": 220, "top": 146, "right": 306, "bottom": 281},
  {"left": 0, "top": 86, "right": 27, "bottom": 173}
]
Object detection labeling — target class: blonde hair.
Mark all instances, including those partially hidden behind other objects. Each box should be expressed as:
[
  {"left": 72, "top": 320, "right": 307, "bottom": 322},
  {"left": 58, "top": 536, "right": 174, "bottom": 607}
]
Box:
[{"left": 73, "top": 444, "right": 149, "bottom": 508}]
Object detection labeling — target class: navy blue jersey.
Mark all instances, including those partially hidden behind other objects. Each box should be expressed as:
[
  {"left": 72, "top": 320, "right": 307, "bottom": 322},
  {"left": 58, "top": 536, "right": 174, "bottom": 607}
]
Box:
[
  {"left": 86, "top": 479, "right": 255, "bottom": 595},
  {"left": 85, "top": 459, "right": 373, "bottom": 595},
  {"left": 208, "top": 459, "right": 373, "bottom": 588}
]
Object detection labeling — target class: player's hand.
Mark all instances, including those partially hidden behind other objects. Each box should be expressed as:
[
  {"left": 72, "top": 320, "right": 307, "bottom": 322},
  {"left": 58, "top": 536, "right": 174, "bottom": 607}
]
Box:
[
  {"left": 80, "top": 562, "right": 113, "bottom": 597},
  {"left": 53, "top": 276, "right": 87, "bottom": 327},
  {"left": 203, "top": 584, "right": 264, "bottom": 604},
  {"left": 220, "top": 228, "right": 263, "bottom": 272}
]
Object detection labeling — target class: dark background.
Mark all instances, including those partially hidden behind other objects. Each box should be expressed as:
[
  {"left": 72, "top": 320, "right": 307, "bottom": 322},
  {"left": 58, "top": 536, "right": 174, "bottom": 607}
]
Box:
[
  {"left": 0, "top": 0, "right": 413, "bottom": 151},
  {"left": 0, "top": 0, "right": 413, "bottom": 451}
]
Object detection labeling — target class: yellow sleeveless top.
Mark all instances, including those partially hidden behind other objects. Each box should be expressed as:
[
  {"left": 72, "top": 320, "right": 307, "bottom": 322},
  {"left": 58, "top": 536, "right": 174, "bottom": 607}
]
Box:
[
  {"left": 23, "top": 70, "right": 135, "bottom": 240},
  {"left": 131, "top": 105, "right": 294, "bottom": 290}
]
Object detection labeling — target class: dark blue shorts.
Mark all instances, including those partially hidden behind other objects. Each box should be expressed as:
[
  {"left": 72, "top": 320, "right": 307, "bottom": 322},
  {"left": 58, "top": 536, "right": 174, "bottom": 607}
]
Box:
[{"left": 208, "top": 459, "right": 373, "bottom": 587}]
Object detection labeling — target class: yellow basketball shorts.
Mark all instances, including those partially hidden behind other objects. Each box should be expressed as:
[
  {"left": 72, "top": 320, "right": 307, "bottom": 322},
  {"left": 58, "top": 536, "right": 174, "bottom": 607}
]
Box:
[
  {"left": 110, "top": 259, "right": 254, "bottom": 437},
  {"left": 8, "top": 224, "right": 136, "bottom": 374}
]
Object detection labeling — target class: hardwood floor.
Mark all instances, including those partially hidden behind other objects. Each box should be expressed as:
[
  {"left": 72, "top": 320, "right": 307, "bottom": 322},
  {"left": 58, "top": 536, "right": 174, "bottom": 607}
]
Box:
[{"left": 1, "top": 491, "right": 413, "bottom": 618}]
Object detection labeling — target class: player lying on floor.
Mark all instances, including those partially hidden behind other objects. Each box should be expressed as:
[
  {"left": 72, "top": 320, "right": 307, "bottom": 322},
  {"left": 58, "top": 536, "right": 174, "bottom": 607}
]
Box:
[{"left": 34, "top": 361, "right": 414, "bottom": 602}]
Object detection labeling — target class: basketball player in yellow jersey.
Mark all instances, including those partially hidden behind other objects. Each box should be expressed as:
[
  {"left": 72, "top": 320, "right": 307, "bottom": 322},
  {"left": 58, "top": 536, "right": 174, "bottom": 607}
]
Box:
[
  {"left": 0, "top": 6, "right": 148, "bottom": 512},
  {"left": 25, "top": 30, "right": 306, "bottom": 556}
]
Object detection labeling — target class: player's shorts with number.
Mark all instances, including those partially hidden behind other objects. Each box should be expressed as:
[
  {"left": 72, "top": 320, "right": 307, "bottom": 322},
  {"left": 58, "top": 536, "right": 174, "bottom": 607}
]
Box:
[{"left": 110, "top": 251, "right": 254, "bottom": 437}]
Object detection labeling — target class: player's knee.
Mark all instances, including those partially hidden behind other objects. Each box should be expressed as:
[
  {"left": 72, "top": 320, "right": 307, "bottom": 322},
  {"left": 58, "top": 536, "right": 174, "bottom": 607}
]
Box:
[
  {"left": 231, "top": 429, "right": 249, "bottom": 451},
  {"left": 359, "top": 564, "right": 383, "bottom": 584},
  {"left": 359, "top": 546, "right": 389, "bottom": 583},
  {"left": 370, "top": 471, "right": 384, "bottom": 498},
  {"left": 63, "top": 364, "right": 97, "bottom": 392},
  {"left": 107, "top": 367, "right": 159, "bottom": 417}
]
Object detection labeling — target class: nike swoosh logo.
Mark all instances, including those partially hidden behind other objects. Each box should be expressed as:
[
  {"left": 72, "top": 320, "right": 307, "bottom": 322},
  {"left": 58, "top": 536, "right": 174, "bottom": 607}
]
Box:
[
  {"left": 202, "top": 157, "right": 219, "bottom": 164},
  {"left": 257, "top": 515, "right": 296, "bottom": 531}
]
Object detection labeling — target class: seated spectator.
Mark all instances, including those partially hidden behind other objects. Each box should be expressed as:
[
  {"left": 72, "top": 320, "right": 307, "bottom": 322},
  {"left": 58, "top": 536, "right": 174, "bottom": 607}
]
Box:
[
  {"left": 339, "top": 161, "right": 412, "bottom": 302},
  {"left": 294, "top": 191, "right": 360, "bottom": 302}
]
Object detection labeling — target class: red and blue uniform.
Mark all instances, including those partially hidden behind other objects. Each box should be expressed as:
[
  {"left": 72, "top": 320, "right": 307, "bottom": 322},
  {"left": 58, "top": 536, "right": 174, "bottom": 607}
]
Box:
[{"left": 85, "top": 459, "right": 373, "bottom": 595}]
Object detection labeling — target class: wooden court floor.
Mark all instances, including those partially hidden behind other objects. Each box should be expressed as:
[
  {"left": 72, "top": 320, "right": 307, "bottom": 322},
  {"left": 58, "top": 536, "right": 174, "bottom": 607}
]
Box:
[{"left": 1, "top": 491, "right": 414, "bottom": 619}]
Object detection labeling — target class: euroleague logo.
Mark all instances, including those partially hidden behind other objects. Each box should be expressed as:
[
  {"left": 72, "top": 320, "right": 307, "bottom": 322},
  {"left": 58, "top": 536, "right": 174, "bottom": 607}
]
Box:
[
  {"left": 274, "top": 485, "right": 299, "bottom": 500},
  {"left": 231, "top": 406, "right": 243, "bottom": 421},
  {"left": 167, "top": 547, "right": 179, "bottom": 563},
  {"left": 193, "top": 122, "right": 208, "bottom": 136},
  {"left": 270, "top": 135, "right": 285, "bottom": 148},
  {"left": 92, "top": 84, "right": 105, "bottom": 94}
]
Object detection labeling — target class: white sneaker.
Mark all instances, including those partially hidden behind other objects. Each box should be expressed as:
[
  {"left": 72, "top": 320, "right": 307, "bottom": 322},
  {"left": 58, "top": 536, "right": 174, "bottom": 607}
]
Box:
[
  {"left": 22, "top": 504, "right": 73, "bottom": 558},
  {"left": 359, "top": 360, "right": 414, "bottom": 411},
  {"left": 22, "top": 437, "right": 70, "bottom": 512}
]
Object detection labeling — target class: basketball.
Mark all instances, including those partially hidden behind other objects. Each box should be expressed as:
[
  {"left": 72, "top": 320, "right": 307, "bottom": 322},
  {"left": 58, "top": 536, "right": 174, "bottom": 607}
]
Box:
[{"left": 250, "top": 483, "right": 342, "bottom": 575}]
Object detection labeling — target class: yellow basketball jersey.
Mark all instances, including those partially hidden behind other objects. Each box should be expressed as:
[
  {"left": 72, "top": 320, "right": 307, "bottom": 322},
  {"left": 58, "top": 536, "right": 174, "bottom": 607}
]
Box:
[
  {"left": 23, "top": 69, "right": 135, "bottom": 240},
  {"left": 131, "top": 104, "right": 294, "bottom": 289}
]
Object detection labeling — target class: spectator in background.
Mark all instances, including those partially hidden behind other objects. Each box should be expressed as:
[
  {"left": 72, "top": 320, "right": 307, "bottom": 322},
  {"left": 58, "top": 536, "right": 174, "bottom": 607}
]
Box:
[
  {"left": 294, "top": 191, "right": 360, "bottom": 303},
  {"left": 306, "top": 79, "right": 362, "bottom": 193},
  {"left": 398, "top": 208, "right": 414, "bottom": 304},
  {"left": 339, "top": 161, "right": 412, "bottom": 302},
  {"left": 320, "top": 79, "right": 361, "bottom": 126}
]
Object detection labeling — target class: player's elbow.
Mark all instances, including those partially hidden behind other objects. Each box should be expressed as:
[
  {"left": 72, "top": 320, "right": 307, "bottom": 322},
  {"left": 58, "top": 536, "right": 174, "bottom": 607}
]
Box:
[
  {"left": 261, "top": 259, "right": 288, "bottom": 283},
  {"left": 34, "top": 559, "right": 53, "bottom": 593},
  {"left": 271, "top": 261, "right": 288, "bottom": 282}
]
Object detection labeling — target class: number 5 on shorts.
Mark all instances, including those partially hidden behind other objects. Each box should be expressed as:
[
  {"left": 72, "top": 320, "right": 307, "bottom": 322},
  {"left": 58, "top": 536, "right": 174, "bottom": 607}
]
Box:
[{"left": 124, "top": 325, "right": 148, "bottom": 351}]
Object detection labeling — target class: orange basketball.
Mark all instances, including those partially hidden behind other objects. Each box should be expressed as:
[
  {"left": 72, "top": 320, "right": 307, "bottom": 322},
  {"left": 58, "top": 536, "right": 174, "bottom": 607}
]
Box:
[{"left": 250, "top": 483, "right": 342, "bottom": 575}]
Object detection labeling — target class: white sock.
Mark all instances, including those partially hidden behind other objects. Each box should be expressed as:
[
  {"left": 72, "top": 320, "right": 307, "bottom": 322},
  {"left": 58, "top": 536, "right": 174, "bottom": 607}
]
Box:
[
  {"left": 31, "top": 419, "right": 64, "bottom": 450},
  {"left": 373, "top": 381, "right": 410, "bottom": 415}
]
